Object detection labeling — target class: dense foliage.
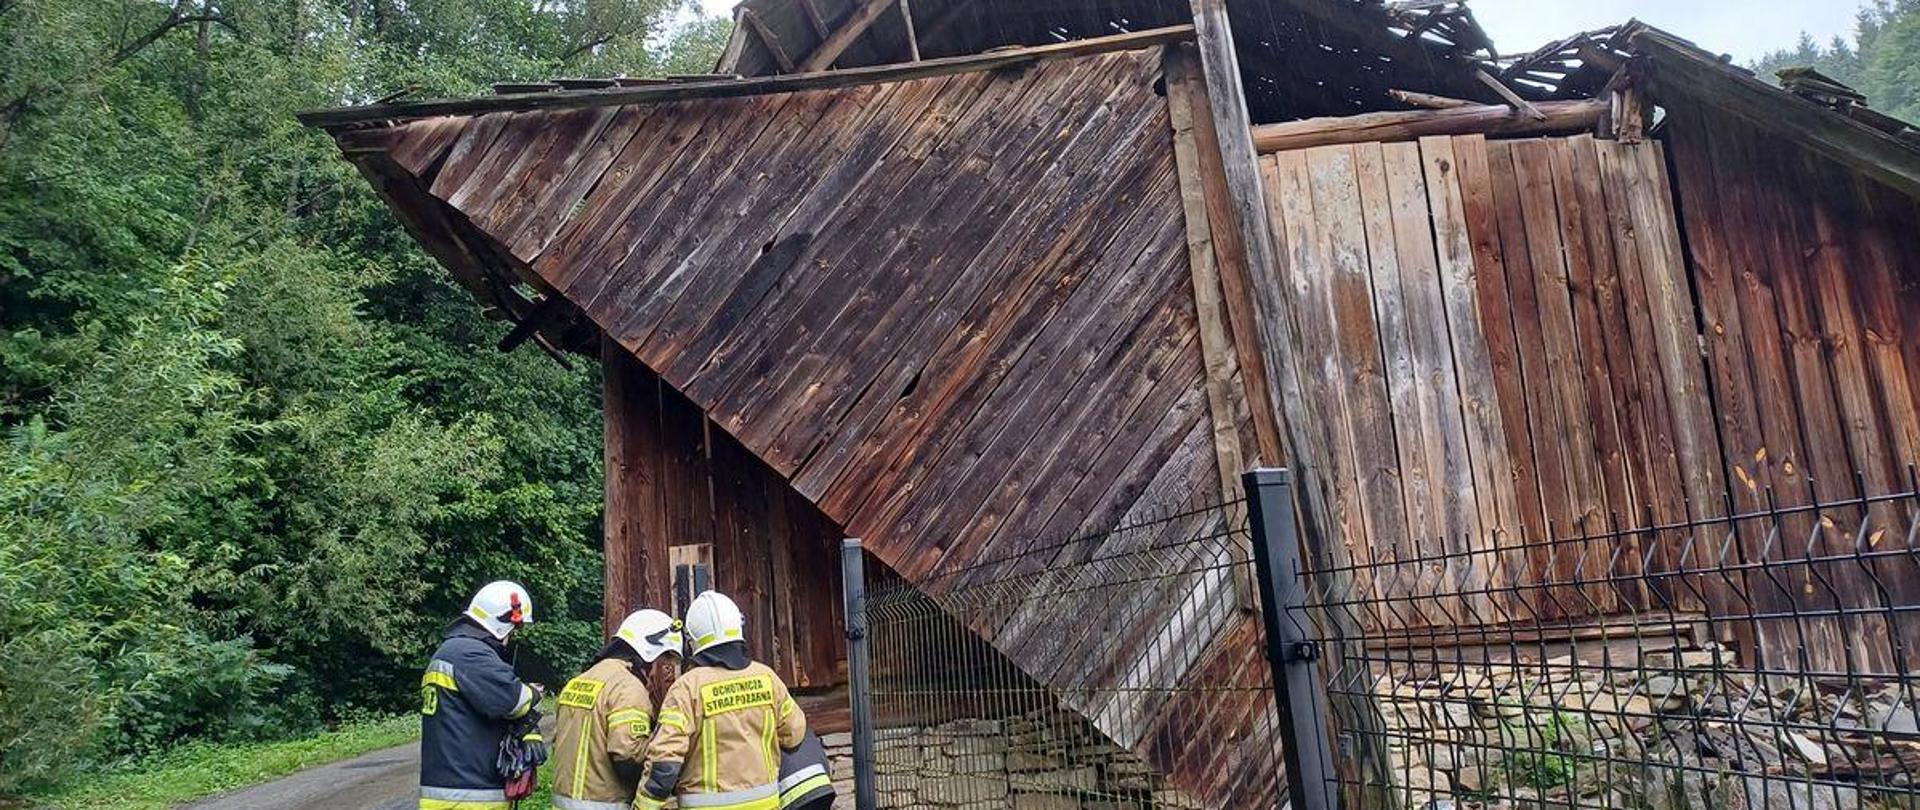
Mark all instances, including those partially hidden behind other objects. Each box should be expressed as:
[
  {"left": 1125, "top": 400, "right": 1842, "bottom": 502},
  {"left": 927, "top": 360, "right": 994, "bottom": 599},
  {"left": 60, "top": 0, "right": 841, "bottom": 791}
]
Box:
[
  {"left": 1753, "top": 0, "right": 1920, "bottom": 125},
  {"left": 0, "top": 0, "right": 725, "bottom": 793}
]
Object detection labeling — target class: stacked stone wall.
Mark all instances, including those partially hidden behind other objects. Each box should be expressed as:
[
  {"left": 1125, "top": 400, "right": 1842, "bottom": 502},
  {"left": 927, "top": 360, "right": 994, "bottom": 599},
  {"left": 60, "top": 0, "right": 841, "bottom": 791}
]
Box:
[
  {"left": 1373, "top": 639, "right": 1920, "bottom": 810},
  {"left": 859, "top": 709, "right": 1202, "bottom": 809}
]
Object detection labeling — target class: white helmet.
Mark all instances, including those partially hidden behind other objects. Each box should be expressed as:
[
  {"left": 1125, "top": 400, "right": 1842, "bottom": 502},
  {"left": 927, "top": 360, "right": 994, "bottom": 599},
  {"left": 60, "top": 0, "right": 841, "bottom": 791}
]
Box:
[
  {"left": 614, "top": 609, "right": 684, "bottom": 663},
  {"left": 684, "top": 591, "right": 745, "bottom": 654},
  {"left": 466, "top": 580, "right": 534, "bottom": 640}
]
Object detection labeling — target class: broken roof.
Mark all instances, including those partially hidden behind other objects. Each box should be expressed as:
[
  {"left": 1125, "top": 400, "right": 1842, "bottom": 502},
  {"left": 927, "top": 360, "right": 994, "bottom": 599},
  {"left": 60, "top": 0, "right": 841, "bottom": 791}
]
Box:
[{"left": 715, "top": 0, "right": 1505, "bottom": 121}]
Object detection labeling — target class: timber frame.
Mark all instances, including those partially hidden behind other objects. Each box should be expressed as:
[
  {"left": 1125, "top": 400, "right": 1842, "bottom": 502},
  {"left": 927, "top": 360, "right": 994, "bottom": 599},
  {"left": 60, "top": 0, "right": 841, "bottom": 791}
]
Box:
[{"left": 303, "top": 3, "right": 1920, "bottom": 802}]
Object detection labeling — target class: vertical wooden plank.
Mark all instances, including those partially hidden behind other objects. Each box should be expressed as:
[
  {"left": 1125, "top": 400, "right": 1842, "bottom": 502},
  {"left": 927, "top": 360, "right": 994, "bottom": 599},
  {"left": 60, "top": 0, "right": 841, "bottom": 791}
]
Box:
[
  {"left": 1845, "top": 172, "right": 1920, "bottom": 663},
  {"left": 1661, "top": 116, "right": 1773, "bottom": 512},
  {"left": 1902, "top": 196, "right": 1920, "bottom": 444},
  {"left": 1306, "top": 144, "right": 1410, "bottom": 598},
  {"left": 1165, "top": 44, "right": 1283, "bottom": 466},
  {"left": 1598, "top": 139, "right": 1728, "bottom": 620},
  {"left": 1184, "top": 8, "right": 1300, "bottom": 471},
  {"left": 1799, "top": 153, "right": 1901, "bottom": 501},
  {"left": 1737, "top": 133, "right": 1863, "bottom": 665},
  {"left": 1512, "top": 139, "right": 1607, "bottom": 614},
  {"left": 1591, "top": 139, "right": 1693, "bottom": 590},
  {"left": 1666, "top": 104, "right": 1781, "bottom": 514},
  {"left": 1848, "top": 177, "right": 1920, "bottom": 471},
  {"left": 1185, "top": 36, "right": 1384, "bottom": 793},
  {"left": 1426, "top": 135, "right": 1522, "bottom": 620},
  {"left": 1664, "top": 109, "right": 1808, "bottom": 655},
  {"left": 1546, "top": 136, "right": 1630, "bottom": 614},
  {"left": 602, "top": 340, "right": 670, "bottom": 634},
  {"left": 1558, "top": 136, "right": 1655, "bottom": 605},
  {"left": 1460, "top": 139, "right": 1539, "bottom": 544},
  {"left": 1164, "top": 45, "right": 1251, "bottom": 513},
  {"left": 1380, "top": 142, "right": 1482, "bottom": 577},
  {"left": 1624, "top": 141, "right": 1724, "bottom": 516},
  {"left": 1267, "top": 149, "right": 1373, "bottom": 574},
  {"left": 1795, "top": 153, "right": 1911, "bottom": 670},
  {"left": 1354, "top": 143, "right": 1440, "bottom": 549},
  {"left": 1489, "top": 140, "right": 1573, "bottom": 564},
  {"left": 1699, "top": 116, "right": 1816, "bottom": 501}
]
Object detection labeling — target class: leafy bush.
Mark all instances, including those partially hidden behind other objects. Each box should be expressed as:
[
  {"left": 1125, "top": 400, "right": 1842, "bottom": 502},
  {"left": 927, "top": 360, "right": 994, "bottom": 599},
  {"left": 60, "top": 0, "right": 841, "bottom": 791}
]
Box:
[
  {"left": 0, "top": 0, "right": 724, "bottom": 796},
  {"left": 112, "top": 635, "right": 298, "bottom": 756},
  {"left": 0, "top": 631, "right": 101, "bottom": 794}
]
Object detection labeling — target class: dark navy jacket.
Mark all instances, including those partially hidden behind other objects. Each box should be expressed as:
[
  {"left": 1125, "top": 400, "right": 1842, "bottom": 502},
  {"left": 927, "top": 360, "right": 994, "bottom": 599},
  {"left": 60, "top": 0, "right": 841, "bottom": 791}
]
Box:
[
  {"left": 419, "top": 618, "right": 536, "bottom": 804},
  {"left": 777, "top": 730, "right": 836, "bottom": 810}
]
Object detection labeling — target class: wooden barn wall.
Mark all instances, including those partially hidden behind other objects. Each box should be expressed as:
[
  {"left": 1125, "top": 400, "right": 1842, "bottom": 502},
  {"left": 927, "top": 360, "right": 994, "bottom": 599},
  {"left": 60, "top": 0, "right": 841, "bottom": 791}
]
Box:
[
  {"left": 1259, "top": 134, "right": 1726, "bottom": 630},
  {"left": 603, "top": 343, "right": 847, "bottom": 689},
  {"left": 333, "top": 47, "right": 1277, "bottom": 804},
  {"left": 1663, "top": 101, "right": 1920, "bottom": 671}
]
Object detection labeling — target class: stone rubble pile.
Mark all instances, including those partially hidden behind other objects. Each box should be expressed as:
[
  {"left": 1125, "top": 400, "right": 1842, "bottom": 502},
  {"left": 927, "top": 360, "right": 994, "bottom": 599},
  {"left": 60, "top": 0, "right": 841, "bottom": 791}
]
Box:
[
  {"left": 1372, "top": 641, "right": 1920, "bottom": 810},
  {"left": 865, "top": 707, "right": 1203, "bottom": 809}
]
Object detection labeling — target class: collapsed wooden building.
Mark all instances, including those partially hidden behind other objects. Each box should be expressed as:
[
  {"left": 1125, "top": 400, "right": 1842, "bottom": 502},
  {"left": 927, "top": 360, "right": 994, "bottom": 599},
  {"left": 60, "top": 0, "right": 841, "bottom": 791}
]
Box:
[{"left": 302, "top": 1, "right": 1920, "bottom": 803}]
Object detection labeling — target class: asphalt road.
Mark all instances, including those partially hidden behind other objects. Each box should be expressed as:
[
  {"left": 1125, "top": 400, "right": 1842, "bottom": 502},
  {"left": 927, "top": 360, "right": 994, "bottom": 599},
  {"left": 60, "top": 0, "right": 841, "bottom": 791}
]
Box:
[{"left": 181, "top": 741, "right": 419, "bottom": 810}]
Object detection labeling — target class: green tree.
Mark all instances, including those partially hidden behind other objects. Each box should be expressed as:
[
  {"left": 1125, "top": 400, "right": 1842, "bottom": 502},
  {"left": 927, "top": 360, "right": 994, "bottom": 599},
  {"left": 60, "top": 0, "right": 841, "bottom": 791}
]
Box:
[
  {"left": 1753, "top": 0, "right": 1920, "bottom": 125},
  {"left": 0, "top": 0, "right": 728, "bottom": 792}
]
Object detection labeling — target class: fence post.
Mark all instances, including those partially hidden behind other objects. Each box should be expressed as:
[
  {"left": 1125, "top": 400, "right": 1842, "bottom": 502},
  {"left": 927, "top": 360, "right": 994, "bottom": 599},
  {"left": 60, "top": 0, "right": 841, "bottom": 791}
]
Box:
[
  {"left": 1243, "top": 468, "right": 1339, "bottom": 810},
  {"left": 840, "top": 538, "right": 877, "bottom": 810}
]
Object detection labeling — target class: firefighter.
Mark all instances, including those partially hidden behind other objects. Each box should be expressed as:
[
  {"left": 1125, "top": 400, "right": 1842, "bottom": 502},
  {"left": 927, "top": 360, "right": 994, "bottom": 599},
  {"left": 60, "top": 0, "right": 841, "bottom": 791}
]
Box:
[
  {"left": 419, "top": 580, "right": 543, "bottom": 810},
  {"left": 549, "top": 608, "right": 683, "bottom": 810},
  {"left": 636, "top": 590, "right": 808, "bottom": 810}
]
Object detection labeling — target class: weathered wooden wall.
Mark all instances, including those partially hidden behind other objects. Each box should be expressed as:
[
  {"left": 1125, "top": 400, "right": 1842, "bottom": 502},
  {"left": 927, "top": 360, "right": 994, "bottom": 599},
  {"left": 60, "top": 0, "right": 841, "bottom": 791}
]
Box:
[
  {"left": 1259, "top": 134, "right": 1724, "bottom": 626},
  {"left": 329, "top": 45, "right": 1276, "bottom": 804},
  {"left": 1664, "top": 101, "right": 1920, "bottom": 671},
  {"left": 1263, "top": 120, "right": 1920, "bottom": 672},
  {"left": 604, "top": 342, "right": 847, "bottom": 689}
]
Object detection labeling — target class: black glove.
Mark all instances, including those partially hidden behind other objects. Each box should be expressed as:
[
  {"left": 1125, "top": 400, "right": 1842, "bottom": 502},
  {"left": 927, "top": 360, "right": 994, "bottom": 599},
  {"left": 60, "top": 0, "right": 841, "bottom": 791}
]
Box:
[{"left": 519, "top": 726, "right": 549, "bottom": 768}]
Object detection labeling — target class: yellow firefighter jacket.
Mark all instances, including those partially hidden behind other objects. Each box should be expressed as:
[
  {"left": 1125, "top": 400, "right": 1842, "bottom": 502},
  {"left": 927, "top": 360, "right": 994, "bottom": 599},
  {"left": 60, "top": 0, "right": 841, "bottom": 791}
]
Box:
[
  {"left": 638, "top": 661, "right": 807, "bottom": 810},
  {"left": 550, "top": 657, "right": 655, "bottom": 810}
]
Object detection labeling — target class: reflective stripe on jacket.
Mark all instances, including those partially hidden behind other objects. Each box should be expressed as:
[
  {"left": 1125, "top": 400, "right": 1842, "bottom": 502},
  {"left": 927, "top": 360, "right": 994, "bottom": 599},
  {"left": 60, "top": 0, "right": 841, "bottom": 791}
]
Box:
[
  {"left": 419, "top": 619, "right": 535, "bottom": 809},
  {"left": 419, "top": 785, "right": 509, "bottom": 810},
  {"left": 640, "top": 659, "right": 807, "bottom": 810},
  {"left": 776, "top": 730, "right": 835, "bottom": 810},
  {"left": 550, "top": 656, "right": 655, "bottom": 806}
]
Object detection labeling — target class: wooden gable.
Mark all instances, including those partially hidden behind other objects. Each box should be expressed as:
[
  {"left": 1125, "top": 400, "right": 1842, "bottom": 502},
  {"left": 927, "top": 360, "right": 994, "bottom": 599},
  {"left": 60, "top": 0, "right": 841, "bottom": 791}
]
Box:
[{"left": 317, "top": 38, "right": 1279, "bottom": 802}]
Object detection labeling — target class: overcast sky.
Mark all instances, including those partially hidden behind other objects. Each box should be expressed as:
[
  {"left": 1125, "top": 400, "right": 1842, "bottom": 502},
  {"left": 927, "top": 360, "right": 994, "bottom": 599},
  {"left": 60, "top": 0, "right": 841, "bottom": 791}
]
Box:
[
  {"left": 1469, "top": 0, "right": 1859, "bottom": 62},
  {"left": 695, "top": 0, "right": 1864, "bottom": 64}
]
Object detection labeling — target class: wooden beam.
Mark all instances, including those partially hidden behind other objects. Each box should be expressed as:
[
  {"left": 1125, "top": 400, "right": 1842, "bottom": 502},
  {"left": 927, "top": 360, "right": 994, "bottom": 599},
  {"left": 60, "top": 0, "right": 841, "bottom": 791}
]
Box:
[
  {"left": 1163, "top": 44, "right": 1255, "bottom": 607},
  {"left": 1179, "top": 10, "right": 1287, "bottom": 467},
  {"left": 300, "top": 26, "right": 1195, "bottom": 127},
  {"left": 1389, "top": 88, "right": 1477, "bottom": 109},
  {"left": 1250, "top": 99, "right": 1605, "bottom": 153},
  {"left": 1188, "top": 0, "right": 1390, "bottom": 803},
  {"left": 714, "top": 7, "right": 753, "bottom": 73},
  {"left": 1630, "top": 26, "right": 1920, "bottom": 199},
  {"left": 898, "top": 0, "right": 920, "bottom": 62},
  {"left": 1610, "top": 73, "right": 1647, "bottom": 143},
  {"left": 1475, "top": 67, "right": 1546, "bottom": 120},
  {"left": 1164, "top": 45, "right": 1283, "bottom": 471},
  {"left": 797, "top": 0, "right": 829, "bottom": 39},
  {"left": 798, "top": 0, "right": 895, "bottom": 72},
  {"left": 741, "top": 9, "right": 796, "bottom": 73}
]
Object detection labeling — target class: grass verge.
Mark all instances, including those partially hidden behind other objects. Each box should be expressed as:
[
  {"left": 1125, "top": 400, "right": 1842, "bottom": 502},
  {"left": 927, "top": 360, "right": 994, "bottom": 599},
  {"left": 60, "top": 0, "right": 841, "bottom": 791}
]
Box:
[{"left": 22, "top": 715, "right": 418, "bottom": 810}]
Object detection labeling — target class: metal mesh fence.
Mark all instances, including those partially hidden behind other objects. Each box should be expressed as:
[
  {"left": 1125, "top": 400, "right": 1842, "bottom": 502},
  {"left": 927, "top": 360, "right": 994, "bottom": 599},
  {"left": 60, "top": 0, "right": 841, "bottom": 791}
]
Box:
[
  {"left": 1295, "top": 475, "right": 1920, "bottom": 810},
  {"left": 858, "top": 499, "right": 1286, "bottom": 809}
]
